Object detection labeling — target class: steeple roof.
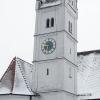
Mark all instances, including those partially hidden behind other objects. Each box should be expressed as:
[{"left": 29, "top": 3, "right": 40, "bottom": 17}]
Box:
[{"left": 0, "top": 57, "right": 34, "bottom": 95}]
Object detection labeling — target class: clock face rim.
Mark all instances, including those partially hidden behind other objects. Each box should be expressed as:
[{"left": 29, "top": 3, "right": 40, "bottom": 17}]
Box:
[{"left": 41, "top": 38, "right": 56, "bottom": 54}]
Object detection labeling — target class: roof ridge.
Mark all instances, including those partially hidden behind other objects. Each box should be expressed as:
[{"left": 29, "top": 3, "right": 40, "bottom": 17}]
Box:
[
  {"left": 77, "top": 49, "right": 100, "bottom": 56},
  {"left": 16, "top": 57, "right": 33, "bottom": 66},
  {"left": 16, "top": 60, "right": 33, "bottom": 94}
]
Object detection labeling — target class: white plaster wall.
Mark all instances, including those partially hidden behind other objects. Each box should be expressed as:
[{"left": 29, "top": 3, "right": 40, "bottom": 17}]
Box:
[
  {"left": 33, "top": 32, "right": 64, "bottom": 61},
  {"left": 32, "top": 91, "right": 76, "bottom": 100},
  {"left": 33, "top": 30, "right": 77, "bottom": 94},
  {"left": 35, "top": 59, "right": 64, "bottom": 92},
  {"left": 0, "top": 95, "right": 30, "bottom": 100},
  {"left": 65, "top": 0, "right": 77, "bottom": 16},
  {"left": 63, "top": 60, "right": 76, "bottom": 94},
  {"left": 35, "top": 5, "right": 65, "bottom": 35},
  {"left": 33, "top": 35, "right": 74, "bottom": 63},
  {"left": 34, "top": 58, "right": 77, "bottom": 94},
  {"left": 33, "top": 0, "right": 78, "bottom": 99},
  {"left": 64, "top": 33, "right": 76, "bottom": 64},
  {"left": 65, "top": 0, "right": 77, "bottom": 10}
]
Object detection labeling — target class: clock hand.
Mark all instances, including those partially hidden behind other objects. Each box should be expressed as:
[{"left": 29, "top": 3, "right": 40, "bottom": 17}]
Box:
[{"left": 44, "top": 44, "right": 49, "bottom": 50}]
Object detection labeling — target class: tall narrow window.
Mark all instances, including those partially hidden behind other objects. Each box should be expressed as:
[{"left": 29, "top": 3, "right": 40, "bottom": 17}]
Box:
[
  {"left": 47, "top": 68, "right": 49, "bottom": 76},
  {"left": 71, "top": 23, "right": 73, "bottom": 33},
  {"left": 76, "top": 0, "right": 77, "bottom": 8},
  {"left": 72, "top": 1, "right": 73, "bottom": 6},
  {"left": 69, "top": 67, "right": 72, "bottom": 78},
  {"left": 68, "top": 21, "right": 71, "bottom": 33},
  {"left": 68, "top": 21, "right": 72, "bottom": 34},
  {"left": 51, "top": 18, "right": 54, "bottom": 27},
  {"left": 70, "top": 48, "right": 72, "bottom": 55},
  {"left": 46, "top": 19, "right": 50, "bottom": 28}
]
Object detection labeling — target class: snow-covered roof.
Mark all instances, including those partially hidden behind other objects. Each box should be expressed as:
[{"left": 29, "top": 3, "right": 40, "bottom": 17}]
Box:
[
  {"left": 78, "top": 49, "right": 100, "bottom": 56},
  {"left": 0, "top": 57, "right": 34, "bottom": 95},
  {"left": 77, "top": 50, "right": 100, "bottom": 99}
]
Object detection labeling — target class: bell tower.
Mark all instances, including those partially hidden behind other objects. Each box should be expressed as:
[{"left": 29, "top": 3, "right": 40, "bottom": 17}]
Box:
[{"left": 33, "top": 0, "right": 78, "bottom": 100}]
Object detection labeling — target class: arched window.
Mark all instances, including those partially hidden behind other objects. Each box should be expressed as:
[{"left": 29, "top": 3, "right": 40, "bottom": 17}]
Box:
[
  {"left": 51, "top": 18, "right": 54, "bottom": 27},
  {"left": 46, "top": 19, "right": 50, "bottom": 28}
]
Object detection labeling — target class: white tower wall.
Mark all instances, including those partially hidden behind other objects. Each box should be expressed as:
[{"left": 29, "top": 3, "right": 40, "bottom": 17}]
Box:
[{"left": 33, "top": 0, "right": 78, "bottom": 100}]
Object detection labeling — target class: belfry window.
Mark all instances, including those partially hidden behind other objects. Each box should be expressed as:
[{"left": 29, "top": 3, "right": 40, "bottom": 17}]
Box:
[
  {"left": 51, "top": 18, "right": 54, "bottom": 27},
  {"left": 46, "top": 18, "right": 54, "bottom": 28},
  {"left": 46, "top": 19, "right": 50, "bottom": 28}
]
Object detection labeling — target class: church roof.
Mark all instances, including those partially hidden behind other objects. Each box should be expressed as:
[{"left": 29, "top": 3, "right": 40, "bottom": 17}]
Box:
[
  {"left": 77, "top": 49, "right": 100, "bottom": 56},
  {"left": 77, "top": 50, "right": 100, "bottom": 99},
  {"left": 0, "top": 57, "right": 34, "bottom": 95}
]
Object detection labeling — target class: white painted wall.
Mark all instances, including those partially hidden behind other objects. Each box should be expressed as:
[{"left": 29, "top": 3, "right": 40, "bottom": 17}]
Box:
[
  {"left": 0, "top": 95, "right": 30, "bottom": 100},
  {"left": 33, "top": 32, "right": 64, "bottom": 61},
  {"left": 64, "top": 60, "right": 77, "bottom": 94},
  {"left": 33, "top": 0, "right": 78, "bottom": 100},
  {"left": 34, "top": 59, "right": 64, "bottom": 92},
  {"left": 32, "top": 91, "right": 77, "bottom": 100},
  {"left": 35, "top": 4, "right": 65, "bottom": 35},
  {"left": 64, "top": 33, "right": 75, "bottom": 63}
]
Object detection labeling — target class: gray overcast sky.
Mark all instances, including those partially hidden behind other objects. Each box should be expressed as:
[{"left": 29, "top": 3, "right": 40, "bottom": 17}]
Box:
[{"left": 0, "top": 0, "right": 100, "bottom": 76}]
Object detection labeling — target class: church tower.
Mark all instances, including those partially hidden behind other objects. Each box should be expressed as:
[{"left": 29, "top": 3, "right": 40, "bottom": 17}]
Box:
[{"left": 33, "top": 0, "right": 78, "bottom": 100}]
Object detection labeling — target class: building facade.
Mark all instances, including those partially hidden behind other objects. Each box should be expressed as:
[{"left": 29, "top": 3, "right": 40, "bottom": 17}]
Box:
[{"left": 0, "top": 0, "right": 78, "bottom": 100}]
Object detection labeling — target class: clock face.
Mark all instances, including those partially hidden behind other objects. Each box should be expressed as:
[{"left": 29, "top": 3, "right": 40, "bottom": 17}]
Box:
[{"left": 41, "top": 38, "right": 56, "bottom": 54}]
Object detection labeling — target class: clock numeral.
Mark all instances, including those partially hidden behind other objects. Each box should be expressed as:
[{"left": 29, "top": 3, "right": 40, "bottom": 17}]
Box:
[{"left": 41, "top": 38, "right": 56, "bottom": 54}]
